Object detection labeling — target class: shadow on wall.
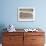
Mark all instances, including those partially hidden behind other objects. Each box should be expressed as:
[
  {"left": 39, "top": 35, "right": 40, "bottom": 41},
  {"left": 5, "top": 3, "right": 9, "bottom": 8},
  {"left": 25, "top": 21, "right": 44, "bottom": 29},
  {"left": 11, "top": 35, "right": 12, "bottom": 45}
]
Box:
[{"left": 0, "top": 24, "right": 7, "bottom": 43}]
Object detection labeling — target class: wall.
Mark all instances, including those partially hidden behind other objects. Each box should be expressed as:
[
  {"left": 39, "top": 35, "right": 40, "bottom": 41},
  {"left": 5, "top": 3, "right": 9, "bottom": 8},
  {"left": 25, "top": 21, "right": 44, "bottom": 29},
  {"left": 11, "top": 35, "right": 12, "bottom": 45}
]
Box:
[
  {"left": 0, "top": 0, "right": 46, "bottom": 43},
  {"left": 0, "top": 0, "right": 46, "bottom": 29}
]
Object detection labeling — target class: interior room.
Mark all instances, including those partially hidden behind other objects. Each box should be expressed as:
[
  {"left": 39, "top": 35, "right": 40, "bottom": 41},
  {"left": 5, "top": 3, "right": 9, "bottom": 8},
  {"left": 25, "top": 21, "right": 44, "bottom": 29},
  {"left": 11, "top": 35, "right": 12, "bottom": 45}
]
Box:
[{"left": 0, "top": 0, "right": 46, "bottom": 46}]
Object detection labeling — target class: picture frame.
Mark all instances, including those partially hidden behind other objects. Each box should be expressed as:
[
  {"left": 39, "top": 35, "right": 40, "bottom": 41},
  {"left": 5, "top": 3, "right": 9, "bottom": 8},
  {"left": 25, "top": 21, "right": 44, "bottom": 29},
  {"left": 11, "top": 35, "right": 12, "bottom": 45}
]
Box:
[{"left": 18, "top": 7, "right": 35, "bottom": 21}]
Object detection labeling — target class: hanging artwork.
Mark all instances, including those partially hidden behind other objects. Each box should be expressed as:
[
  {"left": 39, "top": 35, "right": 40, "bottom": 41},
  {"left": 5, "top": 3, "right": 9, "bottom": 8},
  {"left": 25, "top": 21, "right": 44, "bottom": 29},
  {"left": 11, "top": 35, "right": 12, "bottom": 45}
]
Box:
[{"left": 18, "top": 7, "right": 35, "bottom": 21}]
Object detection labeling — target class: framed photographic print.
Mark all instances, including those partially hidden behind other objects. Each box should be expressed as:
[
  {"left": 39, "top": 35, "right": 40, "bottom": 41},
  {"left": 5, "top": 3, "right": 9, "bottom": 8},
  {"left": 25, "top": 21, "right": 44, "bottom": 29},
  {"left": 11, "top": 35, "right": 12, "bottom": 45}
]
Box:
[{"left": 18, "top": 7, "right": 35, "bottom": 21}]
